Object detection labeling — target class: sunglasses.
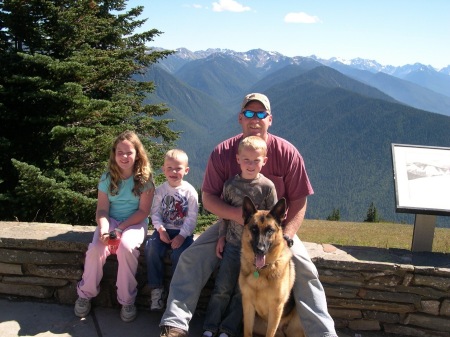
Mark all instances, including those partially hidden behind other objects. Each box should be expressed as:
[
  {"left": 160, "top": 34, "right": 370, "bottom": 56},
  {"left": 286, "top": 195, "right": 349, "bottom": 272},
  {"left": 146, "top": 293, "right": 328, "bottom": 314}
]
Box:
[{"left": 242, "top": 110, "right": 270, "bottom": 119}]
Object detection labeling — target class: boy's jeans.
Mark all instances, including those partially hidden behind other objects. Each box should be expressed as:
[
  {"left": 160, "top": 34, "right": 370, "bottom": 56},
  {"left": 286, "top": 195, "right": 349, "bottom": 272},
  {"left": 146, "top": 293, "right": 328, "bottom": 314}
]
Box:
[
  {"left": 145, "top": 229, "right": 194, "bottom": 288},
  {"left": 203, "top": 243, "right": 242, "bottom": 337},
  {"left": 160, "top": 221, "right": 337, "bottom": 337}
]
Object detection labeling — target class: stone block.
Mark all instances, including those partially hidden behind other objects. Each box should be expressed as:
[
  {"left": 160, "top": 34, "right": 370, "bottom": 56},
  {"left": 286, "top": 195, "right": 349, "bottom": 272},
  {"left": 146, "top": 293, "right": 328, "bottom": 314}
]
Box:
[
  {"left": 395, "top": 284, "right": 448, "bottom": 299},
  {"left": 332, "top": 318, "right": 348, "bottom": 329},
  {"left": 319, "top": 269, "right": 365, "bottom": 287},
  {"left": 366, "top": 274, "right": 403, "bottom": 287},
  {"left": 363, "top": 310, "right": 399, "bottom": 323},
  {"left": 0, "top": 262, "right": 22, "bottom": 275},
  {"left": 25, "top": 264, "right": 83, "bottom": 280},
  {"left": 413, "top": 274, "right": 450, "bottom": 291},
  {"left": 56, "top": 281, "right": 78, "bottom": 305},
  {"left": 357, "top": 288, "right": 421, "bottom": 306},
  {"left": 405, "top": 313, "right": 450, "bottom": 332},
  {"left": 402, "top": 273, "right": 414, "bottom": 286},
  {"left": 328, "top": 307, "right": 362, "bottom": 319},
  {"left": 327, "top": 298, "right": 416, "bottom": 313},
  {"left": 0, "top": 282, "right": 53, "bottom": 298},
  {"left": 348, "top": 319, "right": 380, "bottom": 331},
  {"left": 324, "top": 285, "right": 359, "bottom": 299},
  {"left": 440, "top": 299, "right": 450, "bottom": 316},
  {"left": 384, "top": 323, "right": 449, "bottom": 337},
  {"left": 3, "top": 275, "right": 68, "bottom": 287},
  {"left": 0, "top": 249, "right": 83, "bottom": 265},
  {"left": 420, "top": 300, "right": 440, "bottom": 315}
]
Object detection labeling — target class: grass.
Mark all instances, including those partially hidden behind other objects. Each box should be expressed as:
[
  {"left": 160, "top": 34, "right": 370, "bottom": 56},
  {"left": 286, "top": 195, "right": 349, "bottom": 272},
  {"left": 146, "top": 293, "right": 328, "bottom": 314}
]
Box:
[
  {"left": 298, "top": 219, "right": 450, "bottom": 253},
  {"left": 196, "top": 214, "right": 450, "bottom": 253}
]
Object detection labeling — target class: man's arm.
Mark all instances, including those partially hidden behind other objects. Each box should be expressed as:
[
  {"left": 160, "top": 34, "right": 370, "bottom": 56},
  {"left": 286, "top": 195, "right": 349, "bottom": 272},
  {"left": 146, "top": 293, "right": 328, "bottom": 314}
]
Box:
[
  {"left": 202, "top": 191, "right": 244, "bottom": 225},
  {"left": 284, "top": 197, "right": 307, "bottom": 238}
]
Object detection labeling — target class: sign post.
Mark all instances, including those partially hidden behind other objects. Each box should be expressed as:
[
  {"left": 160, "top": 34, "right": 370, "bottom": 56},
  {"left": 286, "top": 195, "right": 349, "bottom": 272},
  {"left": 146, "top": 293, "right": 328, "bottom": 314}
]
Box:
[{"left": 411, "top": 214, "right": 436, "bottom": 252}]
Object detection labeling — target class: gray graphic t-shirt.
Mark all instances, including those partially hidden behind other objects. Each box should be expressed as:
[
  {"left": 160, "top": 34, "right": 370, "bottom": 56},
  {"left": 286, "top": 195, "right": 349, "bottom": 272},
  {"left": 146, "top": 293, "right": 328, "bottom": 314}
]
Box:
[{"left": 219, "top": 173, "right": 277, "bottom": 246}]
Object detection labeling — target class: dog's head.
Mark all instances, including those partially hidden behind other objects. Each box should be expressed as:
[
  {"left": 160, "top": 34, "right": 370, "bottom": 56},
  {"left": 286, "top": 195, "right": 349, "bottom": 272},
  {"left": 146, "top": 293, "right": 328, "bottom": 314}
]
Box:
[{"left": 242, "top": 196, "right": 287, "bottom": 269}]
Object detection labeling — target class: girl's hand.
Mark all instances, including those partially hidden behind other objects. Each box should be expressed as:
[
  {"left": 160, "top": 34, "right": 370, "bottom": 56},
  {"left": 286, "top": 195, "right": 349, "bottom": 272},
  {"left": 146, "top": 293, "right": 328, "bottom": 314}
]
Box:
[{"left": 100, "top": 232, "right": 109, "bottom": 245}]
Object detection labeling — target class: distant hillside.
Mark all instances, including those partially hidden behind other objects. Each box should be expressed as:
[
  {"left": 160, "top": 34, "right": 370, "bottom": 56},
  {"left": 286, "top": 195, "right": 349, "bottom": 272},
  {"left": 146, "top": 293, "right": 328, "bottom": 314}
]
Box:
[
  {"left": 326, "top": 62, "right": 450, "bottom": 116},
  {"left": 174, "top": 53, "right": 258, "bottom": 105},
  {"left": 144, "top": 51, "right": 450, "bottom": 227},
  {"left": 395, "top": 64, "right": 450, "bottom": 98},
  {"left": 137, "top": 66, "right": 232, "bottom": 185}
]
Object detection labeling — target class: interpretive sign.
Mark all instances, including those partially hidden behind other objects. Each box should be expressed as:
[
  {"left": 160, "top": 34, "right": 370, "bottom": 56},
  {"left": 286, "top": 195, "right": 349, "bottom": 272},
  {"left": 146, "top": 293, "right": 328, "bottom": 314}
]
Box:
[{"left": 391, "top": 144, "right": 450, "bottom": 251}]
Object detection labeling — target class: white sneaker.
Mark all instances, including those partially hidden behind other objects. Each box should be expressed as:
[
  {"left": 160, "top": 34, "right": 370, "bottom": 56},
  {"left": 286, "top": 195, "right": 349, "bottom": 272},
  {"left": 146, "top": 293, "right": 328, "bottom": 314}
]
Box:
[
  {"left": 150, "top": 288, "right": 165, "bottom": 311},
  {"left": 74, "top": 297, "right": 91, "bottom": 317},
  {"left": 120, "top": 304, "right": 137, "bottom": 322}
]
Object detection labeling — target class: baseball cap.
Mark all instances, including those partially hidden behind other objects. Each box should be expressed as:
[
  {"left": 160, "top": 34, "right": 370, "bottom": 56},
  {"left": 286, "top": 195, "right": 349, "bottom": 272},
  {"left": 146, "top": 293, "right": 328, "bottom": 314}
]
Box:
[{"left": 240, "top": 93, "right": 271, "bottom": 113}]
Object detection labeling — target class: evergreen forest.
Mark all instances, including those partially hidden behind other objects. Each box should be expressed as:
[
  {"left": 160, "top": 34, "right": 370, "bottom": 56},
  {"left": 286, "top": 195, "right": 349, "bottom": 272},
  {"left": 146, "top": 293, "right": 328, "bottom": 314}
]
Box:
[{"left": 0, "top": 0, "right": 178, "bottom": 225}]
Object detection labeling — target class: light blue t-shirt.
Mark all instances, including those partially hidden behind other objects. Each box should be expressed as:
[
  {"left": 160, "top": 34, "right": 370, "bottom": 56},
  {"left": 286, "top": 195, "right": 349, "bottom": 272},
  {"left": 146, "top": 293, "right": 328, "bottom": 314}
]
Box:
[{"left": 98, "top": 173, "right": 153, "bottom": 224}]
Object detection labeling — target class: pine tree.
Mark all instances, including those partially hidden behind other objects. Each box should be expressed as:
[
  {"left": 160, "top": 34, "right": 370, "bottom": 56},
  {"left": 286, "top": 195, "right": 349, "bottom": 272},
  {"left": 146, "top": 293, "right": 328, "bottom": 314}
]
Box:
[
  {"left": 364, "top": 202, "right": 379, "bottom": 223},
  {"left": 326, "top": 208, "right": 340, "bottom": 221},
  {"left": 0, "top": 0, "right": 178, "bottom": 224}
]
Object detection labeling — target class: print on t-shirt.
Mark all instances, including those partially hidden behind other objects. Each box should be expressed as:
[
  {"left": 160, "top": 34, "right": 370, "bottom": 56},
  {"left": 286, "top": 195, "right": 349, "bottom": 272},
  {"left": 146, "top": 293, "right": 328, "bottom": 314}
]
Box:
[{"left": 161, "top": 193, "right": 188, "bottom": 227}]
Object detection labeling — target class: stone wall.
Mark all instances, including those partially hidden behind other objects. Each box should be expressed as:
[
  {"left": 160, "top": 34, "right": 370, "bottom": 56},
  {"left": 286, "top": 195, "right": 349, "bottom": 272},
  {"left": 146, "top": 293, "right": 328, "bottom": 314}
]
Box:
[{"left": 0, "top": 222, "right": 449, "bottom": 337}]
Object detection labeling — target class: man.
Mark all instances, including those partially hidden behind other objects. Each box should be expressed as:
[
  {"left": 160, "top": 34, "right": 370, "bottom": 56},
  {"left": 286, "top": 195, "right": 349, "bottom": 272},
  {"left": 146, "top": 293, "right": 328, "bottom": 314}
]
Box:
[{"left": 159, "top": 93, "right": 337, "bottom": 337}]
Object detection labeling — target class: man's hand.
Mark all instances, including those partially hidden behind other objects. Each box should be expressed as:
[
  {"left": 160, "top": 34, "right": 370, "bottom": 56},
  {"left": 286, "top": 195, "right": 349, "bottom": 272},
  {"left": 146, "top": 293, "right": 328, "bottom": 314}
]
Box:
[
  {"left": 203, "top": 191, "right": 244, "bottom": 225},
  {"left": 216, "top": 236, "right": 226, "bottom": 259}
]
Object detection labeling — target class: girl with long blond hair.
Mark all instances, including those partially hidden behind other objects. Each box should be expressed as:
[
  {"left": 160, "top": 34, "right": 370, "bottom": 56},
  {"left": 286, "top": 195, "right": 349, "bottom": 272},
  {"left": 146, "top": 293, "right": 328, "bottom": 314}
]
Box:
[{"left": 75, "top": 130, "right": 155, "bottom": 322}]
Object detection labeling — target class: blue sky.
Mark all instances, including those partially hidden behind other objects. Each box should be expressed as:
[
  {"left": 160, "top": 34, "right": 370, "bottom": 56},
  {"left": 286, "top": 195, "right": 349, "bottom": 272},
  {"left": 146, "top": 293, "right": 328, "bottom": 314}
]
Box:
[{"left": 127, "top": 0, "right": 450, "bottom": 69}]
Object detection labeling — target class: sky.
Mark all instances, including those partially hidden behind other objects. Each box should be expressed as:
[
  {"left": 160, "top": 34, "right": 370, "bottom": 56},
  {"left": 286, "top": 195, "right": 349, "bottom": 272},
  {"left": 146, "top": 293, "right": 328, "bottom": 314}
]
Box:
[{"left": 127, "top": 0, "right": 450, "bottom": 70}]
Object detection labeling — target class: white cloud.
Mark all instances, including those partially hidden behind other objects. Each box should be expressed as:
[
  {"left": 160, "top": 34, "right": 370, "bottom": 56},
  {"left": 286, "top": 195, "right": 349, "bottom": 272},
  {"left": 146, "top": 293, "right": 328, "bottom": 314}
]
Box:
[
  {"left": 284, "top": 12, "right": 321, "bottom": 24},
  {"left": 212, "top": 0, "right": 250, "bottom": 12},
  {"left": 183, "top": 4, "right": 204, "bottom": 9}
]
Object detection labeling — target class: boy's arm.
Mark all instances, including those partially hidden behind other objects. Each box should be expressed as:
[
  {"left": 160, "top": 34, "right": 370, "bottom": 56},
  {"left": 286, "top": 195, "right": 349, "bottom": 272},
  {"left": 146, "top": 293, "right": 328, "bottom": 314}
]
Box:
[
  {"left": 217, "top": 218, "right": 227, "bottom": 238},
  {"left": 179, "top": 187, "right": 199, "bottom": 237}
]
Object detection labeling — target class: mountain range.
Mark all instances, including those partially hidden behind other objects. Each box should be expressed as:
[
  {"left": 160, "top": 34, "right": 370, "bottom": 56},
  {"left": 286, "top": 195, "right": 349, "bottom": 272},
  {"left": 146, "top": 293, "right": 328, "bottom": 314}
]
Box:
[{"left": 141, "top": 48, "right": 450, "bottom": 227}]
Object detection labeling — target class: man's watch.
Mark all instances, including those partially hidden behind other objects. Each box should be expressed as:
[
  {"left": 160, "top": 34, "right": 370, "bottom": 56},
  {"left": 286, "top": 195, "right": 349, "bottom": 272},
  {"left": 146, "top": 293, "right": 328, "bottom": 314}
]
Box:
[{"left": 283, "top": 234, "right": 293, "bottom": 247}]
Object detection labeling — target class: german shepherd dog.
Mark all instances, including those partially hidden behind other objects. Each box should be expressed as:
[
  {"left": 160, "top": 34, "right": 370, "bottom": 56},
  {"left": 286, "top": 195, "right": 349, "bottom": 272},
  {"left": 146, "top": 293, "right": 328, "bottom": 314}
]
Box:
[{"left": 239, "top": 196, "right": 305, "bottom": 337}]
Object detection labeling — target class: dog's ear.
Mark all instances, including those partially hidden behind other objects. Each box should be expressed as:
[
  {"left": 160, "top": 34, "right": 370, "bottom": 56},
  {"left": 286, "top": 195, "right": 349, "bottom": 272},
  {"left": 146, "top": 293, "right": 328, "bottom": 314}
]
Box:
[
  {"left": 269, "top": 198, "right": 287, "bottom": 224},
  {"left": 242, "top": 196, "right": 257, "bottom": 225}
]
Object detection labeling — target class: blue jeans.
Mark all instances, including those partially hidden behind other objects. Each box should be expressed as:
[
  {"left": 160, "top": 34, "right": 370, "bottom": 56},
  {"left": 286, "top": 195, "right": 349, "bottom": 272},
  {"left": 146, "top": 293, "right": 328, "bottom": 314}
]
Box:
[
  {"left": 145, "top": 229, "right": 194, "bottom": 288},
  {"left": 160, "top": 221, "right": 337, "bottom": 337},
  {"left": 203, "top": 243, "right": 242, "bottom": 337}
]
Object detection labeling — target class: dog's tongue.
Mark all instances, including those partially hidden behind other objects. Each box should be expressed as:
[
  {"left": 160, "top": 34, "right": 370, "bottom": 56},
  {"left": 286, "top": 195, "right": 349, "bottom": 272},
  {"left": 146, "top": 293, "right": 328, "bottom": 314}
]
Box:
[{"left": 255, "top": 254, "right": 266, "bottom": 269}]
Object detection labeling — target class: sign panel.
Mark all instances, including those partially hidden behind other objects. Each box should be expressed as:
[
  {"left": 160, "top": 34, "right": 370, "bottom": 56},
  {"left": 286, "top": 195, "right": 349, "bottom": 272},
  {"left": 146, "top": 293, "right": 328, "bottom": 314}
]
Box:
[{"left": 391, "top": 144, "right": 450, "bottom": 216}]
